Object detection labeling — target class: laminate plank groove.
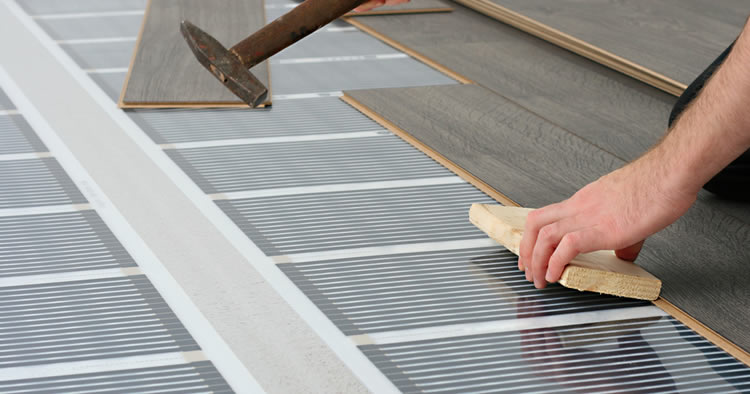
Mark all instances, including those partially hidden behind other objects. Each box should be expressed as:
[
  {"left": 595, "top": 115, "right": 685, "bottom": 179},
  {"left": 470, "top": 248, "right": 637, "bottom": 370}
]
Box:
[
  {"left": 120, "top": 0, "right": 270, "bottom": 108},
  {"left": 343, "top": 84, "right": 750, "bottom": 357}
]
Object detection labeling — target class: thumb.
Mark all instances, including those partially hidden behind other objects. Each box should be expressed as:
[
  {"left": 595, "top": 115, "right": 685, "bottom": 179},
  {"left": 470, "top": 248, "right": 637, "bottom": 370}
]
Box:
[{"left": 615, "top": 240, "right": 645, "bottom": 261}]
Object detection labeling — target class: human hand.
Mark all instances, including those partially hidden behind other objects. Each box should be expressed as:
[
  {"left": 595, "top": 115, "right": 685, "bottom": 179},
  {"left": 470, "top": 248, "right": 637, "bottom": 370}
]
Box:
[
  {"left": 518, "top": 153, "right": 698, "bottom": 289},
  {"left": 355, "top": 0, "right": 410, "bottom": 12}
]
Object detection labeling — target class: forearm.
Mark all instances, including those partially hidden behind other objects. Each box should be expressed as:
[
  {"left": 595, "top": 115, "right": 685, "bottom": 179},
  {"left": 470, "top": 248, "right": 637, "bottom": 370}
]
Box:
[
  {"left": 653, "top": 19, "right": 750, "bottom": 196},
  {"left": 521, "top": 20, "right": 750, "bottom": 287}
]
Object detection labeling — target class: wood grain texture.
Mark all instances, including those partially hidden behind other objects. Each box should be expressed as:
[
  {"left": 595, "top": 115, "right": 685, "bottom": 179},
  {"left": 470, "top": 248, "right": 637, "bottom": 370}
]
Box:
[
  {"left": 470, "top": 204, "right": 662, "bottom": 300},
  {"left": 458, "top": 0, "right": 743, "bottom": 93},
  {"left": 343, "top": 84, "right": 750, "bottom": 356},
  {"left": 120, "top": 0, "right": 270, "bottom": 108},
  {"left": 349, "top": 2, "right": 750, "bottom": 227},
  {"left": 343, "top": 18, "right": 472, "bottom": 84},
  {"left": 346, "top": 85, "right": 621, "bottom": 208},
  {"left": 351, "top": 7, "right": 676, "bottom": 163},
  {"left": 346, "top": 0, "right": 452, "bottom": 16}
]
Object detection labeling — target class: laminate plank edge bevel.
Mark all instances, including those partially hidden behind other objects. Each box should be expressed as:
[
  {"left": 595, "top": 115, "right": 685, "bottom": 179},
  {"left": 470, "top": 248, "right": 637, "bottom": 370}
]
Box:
[
  {"left": 453, "top": 0, "right": 686, "bottom": 96},
  {"left": 340, "top": 86, "right": 750, "bottom": 366},
  {"left": 343, "top": 17, "right": 473, "bottom": 84},
  {"left": 119, "top": 0, "right": 271, "bottom": 108}
]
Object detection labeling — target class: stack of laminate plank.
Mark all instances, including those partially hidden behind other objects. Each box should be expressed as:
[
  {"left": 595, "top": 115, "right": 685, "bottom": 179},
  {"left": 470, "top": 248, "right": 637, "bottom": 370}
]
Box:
[{"left": 452, "top": 0, "right": 742, "bottom": 96}]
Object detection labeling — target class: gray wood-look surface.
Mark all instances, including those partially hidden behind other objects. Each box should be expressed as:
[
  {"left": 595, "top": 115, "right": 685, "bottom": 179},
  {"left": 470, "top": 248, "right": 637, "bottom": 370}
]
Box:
[
  {"left": 352, "top": 6, "right": 750, "bottom": 225},
  {"left": 353, "top": 6, "right": 676, "bottom": 163},
  {"left": 349, "top": 84, "right": 620, "bottom": 207},
  {"left": 274, "top": 0, "right": 451, "bottom": 24},
  {"left": 121, "top": 0, "right": 269, "bottom": 107},
  {"left": 487, "top": 0, "right": 744, "bottom": 86},
  {"left": 345, "top": 84, "right": 750, "bottom": 354},
  {"left": 290, "top": 0, "right": 452, "bottom": 16},
  {"left": 349, "top": 0, "right": 452, "bottom": 15}
]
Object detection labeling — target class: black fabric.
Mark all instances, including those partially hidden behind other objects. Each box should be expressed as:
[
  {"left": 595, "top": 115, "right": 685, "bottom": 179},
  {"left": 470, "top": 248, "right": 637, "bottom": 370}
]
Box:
[{"left": 668, "top": 42, "right": 750, "bottom": 200}]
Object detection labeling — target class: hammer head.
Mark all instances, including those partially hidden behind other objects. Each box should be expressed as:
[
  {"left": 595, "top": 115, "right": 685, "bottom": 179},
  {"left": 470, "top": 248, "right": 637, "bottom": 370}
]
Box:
[{"left": 180, "top": 20, "right": 268, "bottom": 108}]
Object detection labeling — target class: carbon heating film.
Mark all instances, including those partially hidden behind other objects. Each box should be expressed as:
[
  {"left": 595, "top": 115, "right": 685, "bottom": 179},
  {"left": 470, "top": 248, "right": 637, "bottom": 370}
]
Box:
[
  {"left": 0, "top": 275, "right": 199, "bottom": 368},
  {"left": 361, "top": 316, "right": 750, "bottom": 393},
  {"left": 0, "top": 115, "right": 47, "bottom": 154},
  {"left": 0, "top": 158, "right": 86, "bottom": 209},
  {"left": 0, "top": 57, "right": 232, "bottom": 390},
  {"left": 167, "top": 135, "right": 453, "bottom": 193},
  {"left": 217, "top": 183, "right": 495, "bottom": 256},
  {"left": 129, "top": 97, "right": 387, "bottom": 144},
  {"left": 0, "top": 361, "right": 232, "bottom": 393},
  {"left": 281, "top": 247, "right": 647, "bottom": 334},
  {"left": 0, "top": 89, "right": 15, "bottom": 110},
  {"left": 0, "top": 210, "right": 137, "bottom": 277}
]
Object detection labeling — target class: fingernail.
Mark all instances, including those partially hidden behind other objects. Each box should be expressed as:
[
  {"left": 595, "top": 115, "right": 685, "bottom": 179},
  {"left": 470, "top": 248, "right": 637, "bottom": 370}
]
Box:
[
  {"left": 545, "top": 272, "right": 554, "bottom": 282},
  {"left": 525, "top": 270, "right": 532, "bottom": 282},
  {"left": 535, "top": 279, "right": 546, "bottom": 289}
]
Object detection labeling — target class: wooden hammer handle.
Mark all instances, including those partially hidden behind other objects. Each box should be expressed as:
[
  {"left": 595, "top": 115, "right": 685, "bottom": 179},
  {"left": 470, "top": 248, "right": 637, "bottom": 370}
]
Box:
[{"left": 230, "top": 0, "right": 368, "bottom": 68}]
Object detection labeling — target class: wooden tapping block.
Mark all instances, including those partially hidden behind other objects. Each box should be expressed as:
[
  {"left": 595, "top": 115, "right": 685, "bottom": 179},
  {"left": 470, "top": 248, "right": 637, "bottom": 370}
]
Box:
[{"left": 469, "top": 204, "right": 662, "bottom": 300}]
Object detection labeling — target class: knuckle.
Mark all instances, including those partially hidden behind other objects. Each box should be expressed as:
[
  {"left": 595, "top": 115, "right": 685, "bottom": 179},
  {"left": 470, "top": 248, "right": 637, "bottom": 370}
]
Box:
[
  {"left": 561, "top": 233, "right": 580, "bottom": 252},
  {"left": 526, "top": 210, "right": 542, "bottom": 226},
  {"left": 537, "top": 224, "right": 557, "bottom": 242}
]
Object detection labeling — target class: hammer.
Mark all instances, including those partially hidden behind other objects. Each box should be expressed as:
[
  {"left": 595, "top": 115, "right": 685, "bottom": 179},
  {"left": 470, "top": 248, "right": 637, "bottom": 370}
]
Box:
[{"left": 181, "top": 0, "right": 368, "bottom": 107}]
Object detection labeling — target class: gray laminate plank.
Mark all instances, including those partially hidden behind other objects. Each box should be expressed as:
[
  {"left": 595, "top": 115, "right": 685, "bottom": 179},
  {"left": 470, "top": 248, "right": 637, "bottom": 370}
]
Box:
[
  {"left": 345, "top": 84, "right": 750, "bottom": 353},
  {"left": 265, "top": 0, "right": 452, "bottom": 35},
  {"left": 680, "top": 0, "right": 750, "bottom": 29},
  {"left": 347, "top": 84, "right": 621, "bottom": 207},
  {"left": 697, "top": 190, "right": 750, "bottom": 225},
  {"left": 352, "top": 7, "right": 676, "bottom": 163},
  {"left": 121, "top": 0, "right": 269, "bottom": 107},
  {"left": 350, "top": 4, "right": 750, "bottom": 225},
  {"left": 487, "top": 0, "right": 744, "bottom": 86},
  {"left": 286, "top": 0, "right": 451, "bottom": 18},
  {"left": 352, "top": 0, "right": 452, "bottom": 15}
]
